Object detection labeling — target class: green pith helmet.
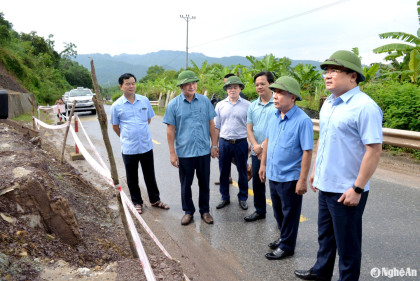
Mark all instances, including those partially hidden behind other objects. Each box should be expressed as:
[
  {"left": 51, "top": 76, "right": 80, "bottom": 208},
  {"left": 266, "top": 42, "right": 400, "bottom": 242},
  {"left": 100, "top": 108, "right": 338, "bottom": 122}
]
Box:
[
  {"left": 269, "top": 76, "right": 302, "bottom": 101},
  {"left": 223, "top": 76, "right": 245, "bottom": 91},
  {"left": 176, "top": 70, "right": 199, "bottom": 86},
  {"left": 320, "top": 50, "right": 366, "bottom": 82}
]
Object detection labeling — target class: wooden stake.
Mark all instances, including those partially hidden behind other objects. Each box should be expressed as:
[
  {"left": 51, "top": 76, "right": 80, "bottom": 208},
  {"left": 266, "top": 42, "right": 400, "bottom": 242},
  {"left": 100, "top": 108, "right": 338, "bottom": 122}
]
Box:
[{"left": 90, "top": 59, "right": 138, "bottom": 259}]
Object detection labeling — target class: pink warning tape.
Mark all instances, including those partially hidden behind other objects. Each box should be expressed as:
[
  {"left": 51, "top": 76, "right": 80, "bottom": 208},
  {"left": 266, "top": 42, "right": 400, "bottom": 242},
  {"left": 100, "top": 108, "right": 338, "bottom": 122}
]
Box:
[
  {"left": 34, "top": 115, "right": 190, "bottom": 280},
  {"left": 120, "top": 190, "right": 156, "bottom": 281},
  {"left": 75, "top": 115, "right": 109, "bottom": 171},
  {"left": 120, "top": 191, "right": 191, "bottom": 281},
  {"left": 120, "top": 191, "right": 172, "bottom": 259},
  {"left": 33, "top": 116, "right": 69, "bottom": 130}
]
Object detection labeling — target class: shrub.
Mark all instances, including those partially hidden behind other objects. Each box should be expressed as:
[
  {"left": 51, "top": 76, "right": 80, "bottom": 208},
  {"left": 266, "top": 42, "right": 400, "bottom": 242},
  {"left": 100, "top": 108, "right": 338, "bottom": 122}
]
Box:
[{"left": 362, "top": 81, "right": 420, "bottom": 131}]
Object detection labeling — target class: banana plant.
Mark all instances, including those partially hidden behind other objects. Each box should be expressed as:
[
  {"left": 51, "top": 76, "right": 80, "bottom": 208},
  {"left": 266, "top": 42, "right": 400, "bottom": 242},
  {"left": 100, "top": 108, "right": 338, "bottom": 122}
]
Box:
[{"left": 372, "top": 1, "right": 420, "bottom": 83}]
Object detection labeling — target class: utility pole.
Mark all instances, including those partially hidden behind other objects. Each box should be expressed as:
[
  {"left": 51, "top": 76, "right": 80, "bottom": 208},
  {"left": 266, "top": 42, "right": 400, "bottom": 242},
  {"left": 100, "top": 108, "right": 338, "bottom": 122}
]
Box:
[{"left": 180, "top": 14, "right": 195, "bottom": 69}]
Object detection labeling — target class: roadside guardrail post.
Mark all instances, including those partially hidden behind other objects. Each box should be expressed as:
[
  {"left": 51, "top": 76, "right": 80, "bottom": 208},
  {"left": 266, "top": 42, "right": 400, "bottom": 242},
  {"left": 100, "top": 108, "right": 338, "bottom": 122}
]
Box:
[{"left": 70, "top": 114, "right": 84, "bottom": 161}]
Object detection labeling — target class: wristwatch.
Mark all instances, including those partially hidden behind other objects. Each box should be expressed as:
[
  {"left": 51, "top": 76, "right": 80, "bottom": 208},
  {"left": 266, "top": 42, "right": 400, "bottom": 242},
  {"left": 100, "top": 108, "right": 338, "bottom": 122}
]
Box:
[
  {"left": 352, "top": 184, "right": 363, "bottom": 194},
  {"left": 260, "top": 143, "right": 264, "bottom": 149},
  {"left": 211, "top": 146, "right": 218, "bottom": 149}
]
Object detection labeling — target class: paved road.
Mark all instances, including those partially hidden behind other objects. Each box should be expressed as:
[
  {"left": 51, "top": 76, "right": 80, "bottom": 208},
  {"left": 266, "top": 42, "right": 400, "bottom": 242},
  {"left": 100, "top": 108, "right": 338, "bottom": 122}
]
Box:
[{"left": 75, "top": 106, "right": 420, "bottom": 281}]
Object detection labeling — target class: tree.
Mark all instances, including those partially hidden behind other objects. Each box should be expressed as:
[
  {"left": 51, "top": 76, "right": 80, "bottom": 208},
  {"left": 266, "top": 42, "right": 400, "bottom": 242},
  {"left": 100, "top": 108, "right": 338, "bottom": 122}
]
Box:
[
  {"left": 245, "top": 54, "right": 292, "bottom": 78},
  {"left": 373, "top": 1, "right": 420, "bottom": 83},
  {"left": 139, "top": 65, "right": 165, "bottom": 83},
  {"left": 0, "top": 12, "right": 12, "bottom": 43},
  {"left": 291, "top": 64, "right": 322, "bottom": 92},
  {"left": 60, "top": 42, "right": 78, "bottom": 59}
]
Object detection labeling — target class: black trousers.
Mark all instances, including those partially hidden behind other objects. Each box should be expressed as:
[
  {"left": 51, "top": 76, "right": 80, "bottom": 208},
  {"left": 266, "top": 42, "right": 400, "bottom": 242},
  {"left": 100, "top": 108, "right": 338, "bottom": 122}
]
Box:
[
  {"left": 269, "top": 180, "right": 302, "bottom": 253},
  {"left": 178, "top": 154, "right": 211, "bottom": 215},
  {"left": 312, "top": 190, "right": 369, "bottom": 281},
  {"left": 251, "top": 155, "right": 266, "bottom": 214},
  {"left": 122, "top": 149, "right": 160, "bottom": 205}
]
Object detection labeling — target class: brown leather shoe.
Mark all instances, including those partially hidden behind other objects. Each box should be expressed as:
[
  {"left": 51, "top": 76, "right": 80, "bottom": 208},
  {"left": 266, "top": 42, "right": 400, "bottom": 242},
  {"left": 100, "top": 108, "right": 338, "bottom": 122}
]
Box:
[
  {"left": 181, "top": 214, "right": 193, "bottom": 225},
  {"left": 201, "top": 213, "right": 214, "bottom": 224}
]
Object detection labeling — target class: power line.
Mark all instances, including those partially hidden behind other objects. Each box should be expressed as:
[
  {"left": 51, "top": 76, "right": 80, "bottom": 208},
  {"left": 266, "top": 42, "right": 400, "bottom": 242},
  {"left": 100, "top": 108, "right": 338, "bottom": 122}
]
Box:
[{"left": 190, "top": 0, "right": 350, "bottom": 49}]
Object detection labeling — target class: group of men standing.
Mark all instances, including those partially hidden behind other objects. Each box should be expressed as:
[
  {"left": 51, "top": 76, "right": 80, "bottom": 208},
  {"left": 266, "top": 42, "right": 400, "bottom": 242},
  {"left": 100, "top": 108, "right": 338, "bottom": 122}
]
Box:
[{"left": 110, "top": 49, "right": 383, "bottom": 281}]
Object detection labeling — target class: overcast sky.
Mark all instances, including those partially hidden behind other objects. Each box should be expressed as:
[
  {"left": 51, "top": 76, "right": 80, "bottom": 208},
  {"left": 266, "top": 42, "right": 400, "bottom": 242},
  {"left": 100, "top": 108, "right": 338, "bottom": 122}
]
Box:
[{"left": 1, "top": 0, "right": 417, "bottom": 65}]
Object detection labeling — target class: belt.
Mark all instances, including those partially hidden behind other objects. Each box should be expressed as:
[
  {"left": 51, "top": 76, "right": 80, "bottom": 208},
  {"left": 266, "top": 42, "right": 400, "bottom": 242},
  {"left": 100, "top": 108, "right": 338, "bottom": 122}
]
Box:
[{"left": 221, "top": 137, "right": 247, "bottom": 144}]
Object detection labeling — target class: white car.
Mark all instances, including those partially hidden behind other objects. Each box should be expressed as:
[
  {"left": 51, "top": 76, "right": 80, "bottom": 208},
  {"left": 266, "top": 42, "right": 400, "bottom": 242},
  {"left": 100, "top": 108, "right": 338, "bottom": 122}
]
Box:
[
  {"left": 66, "top": 87, "right": 96, "bottom": 115},
  {"left": 62, "top": 91, "right": 69, "bottom": 103}
]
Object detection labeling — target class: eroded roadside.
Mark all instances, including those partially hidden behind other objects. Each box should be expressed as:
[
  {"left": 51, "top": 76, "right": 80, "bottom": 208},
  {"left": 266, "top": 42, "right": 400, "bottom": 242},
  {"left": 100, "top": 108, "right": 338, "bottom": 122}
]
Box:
[{"left": 0, "top": 119, "right": 184, "bottom": 281}]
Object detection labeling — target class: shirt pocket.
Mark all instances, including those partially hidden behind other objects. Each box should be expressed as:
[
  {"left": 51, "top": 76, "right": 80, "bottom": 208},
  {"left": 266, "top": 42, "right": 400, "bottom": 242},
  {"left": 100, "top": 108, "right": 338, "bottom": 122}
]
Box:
[
  {"left": 120, "top": 107, "right": 135, "bottom": 120},
  {"left": 279, "top": 131, "right": 298, "bottom": 149},
  {"left": 137, "top": 107, "right": 149, "bottom": 122},
  {"left": 192, "top": 104, "right": 207, "bottom": 122}
]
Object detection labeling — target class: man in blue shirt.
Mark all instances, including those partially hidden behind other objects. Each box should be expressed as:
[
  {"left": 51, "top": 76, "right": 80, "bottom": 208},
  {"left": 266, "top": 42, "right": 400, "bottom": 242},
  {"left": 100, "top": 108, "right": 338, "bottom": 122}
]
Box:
[
  {"left": 259, "top": 76, "right": 313, "bottom": 260},
  {"left": 214, "top": 76, "right": 251, "bottom": 211},
  {"left": 294, "top": 51, "right": 382, "bottom": 281},
  {"left": 163, "top": 70, "right": 218, "bottom": 226},
  {"left": 244, "top": 71, "right": 276, "bottom": 222},
  {"left": 111, "top": 73, "right": 169, "bottom": 215}
]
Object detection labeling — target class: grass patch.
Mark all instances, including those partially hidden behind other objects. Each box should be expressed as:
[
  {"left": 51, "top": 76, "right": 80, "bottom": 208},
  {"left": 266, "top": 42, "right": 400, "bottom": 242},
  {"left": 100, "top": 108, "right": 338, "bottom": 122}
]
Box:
[
  {"left": 12, "top": 112, "right": 33, "bottom": 123},
  {"left": 152, "top": 105, "right": 166, "bottom": 116},
  {"left": 383, "top": 144, "right": 420, "bottom": 161}
]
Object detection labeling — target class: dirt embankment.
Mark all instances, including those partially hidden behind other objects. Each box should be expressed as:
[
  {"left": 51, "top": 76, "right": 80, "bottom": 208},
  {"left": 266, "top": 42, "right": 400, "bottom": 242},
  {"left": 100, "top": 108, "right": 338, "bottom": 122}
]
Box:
[{"left": 0, "top": 119, "right": 184, "bottom": 280}]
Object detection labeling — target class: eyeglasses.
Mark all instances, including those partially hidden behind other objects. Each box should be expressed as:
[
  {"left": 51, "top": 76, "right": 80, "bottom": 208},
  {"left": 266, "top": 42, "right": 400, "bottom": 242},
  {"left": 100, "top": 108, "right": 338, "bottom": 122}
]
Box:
[{"left": 322, "top": 69, "right": 348, "bottom": 78}]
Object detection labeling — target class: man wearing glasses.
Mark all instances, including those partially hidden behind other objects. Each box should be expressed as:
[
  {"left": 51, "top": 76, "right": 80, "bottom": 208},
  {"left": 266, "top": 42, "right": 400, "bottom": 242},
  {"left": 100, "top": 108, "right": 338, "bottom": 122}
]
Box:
[{"left": 294, "top": 50, "right": 383, "bottom": 280}]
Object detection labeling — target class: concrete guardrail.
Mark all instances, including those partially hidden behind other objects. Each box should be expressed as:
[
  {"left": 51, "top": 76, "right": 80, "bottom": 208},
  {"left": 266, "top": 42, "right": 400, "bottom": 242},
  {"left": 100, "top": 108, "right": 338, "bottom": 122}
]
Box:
[{"left": 311, "top": 119, "right": 420, "bottom": 150}]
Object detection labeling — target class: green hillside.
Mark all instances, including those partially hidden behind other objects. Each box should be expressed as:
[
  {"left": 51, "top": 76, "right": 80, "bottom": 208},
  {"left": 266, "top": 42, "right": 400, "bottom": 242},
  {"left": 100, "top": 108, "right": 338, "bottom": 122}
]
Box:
[{"left": 0, "top": 12, "right": 92, "bottom": 104}]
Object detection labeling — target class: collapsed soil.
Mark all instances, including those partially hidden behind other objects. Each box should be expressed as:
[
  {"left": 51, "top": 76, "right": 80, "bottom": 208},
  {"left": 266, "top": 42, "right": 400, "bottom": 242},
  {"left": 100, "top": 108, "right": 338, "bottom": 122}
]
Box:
[{"left": 0, "top": 120, "right": 184, "bottom": 280}]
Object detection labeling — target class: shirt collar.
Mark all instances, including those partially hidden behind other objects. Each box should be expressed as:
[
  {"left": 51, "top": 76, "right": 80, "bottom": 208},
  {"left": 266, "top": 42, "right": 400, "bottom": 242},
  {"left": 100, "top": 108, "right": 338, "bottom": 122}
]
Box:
[
  {"left": 327, "top": 86, "right": 360, "bottom": 104},
  {"left": 275, "top": 104, "right": 297, "bottom": 119},
  {"left": 340, "top": 86, "right": 360, "bottom": 103},
  {"left": 122, "top": 94, "right": 139, "bottom": 104},
  {"left": 181, "top": 92, "right": 198, "bottom": 101},
  {"left": 223, "top": 96, "right": 242, "bottom": 103},
  {"left": 257, "top": 95, "right": 274, "bottom": 105}
]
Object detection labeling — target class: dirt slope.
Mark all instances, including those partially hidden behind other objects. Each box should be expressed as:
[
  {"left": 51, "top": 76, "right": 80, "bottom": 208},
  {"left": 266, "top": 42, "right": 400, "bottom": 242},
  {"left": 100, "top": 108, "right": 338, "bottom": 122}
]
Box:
[{"left": 0, "top": 120, "right": 184, "bottom": 280}]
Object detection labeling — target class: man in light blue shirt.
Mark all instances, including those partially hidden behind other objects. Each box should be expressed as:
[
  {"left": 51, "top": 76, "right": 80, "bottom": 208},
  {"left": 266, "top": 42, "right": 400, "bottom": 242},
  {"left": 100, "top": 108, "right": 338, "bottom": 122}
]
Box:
[
  {"left": 244, "top": 71, "right": 276, "bottom": 222},
  {"left": 111, "top": 73, "right": 169, "bottom": 215},
  {"left": 259, "top": 76, "right": 313, "bottom": 260},
  {"left": 294, "top": 51, "right": 382, "bottom": 281},
  {"left": 214, "top": 76, "right": 251, "bottom": 211},
  {"left": 163, "top": 70, "right": 218, "bottom": 226}
]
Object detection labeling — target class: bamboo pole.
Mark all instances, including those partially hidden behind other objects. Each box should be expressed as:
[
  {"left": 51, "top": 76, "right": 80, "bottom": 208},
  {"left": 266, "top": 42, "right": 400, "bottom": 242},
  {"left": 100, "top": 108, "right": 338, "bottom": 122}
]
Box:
[
  {"left": 90, "top": 59, "right": 138, "bottom": 259},
  {"left": 61, "top": 100, "right": 77, "bottom": 164}
]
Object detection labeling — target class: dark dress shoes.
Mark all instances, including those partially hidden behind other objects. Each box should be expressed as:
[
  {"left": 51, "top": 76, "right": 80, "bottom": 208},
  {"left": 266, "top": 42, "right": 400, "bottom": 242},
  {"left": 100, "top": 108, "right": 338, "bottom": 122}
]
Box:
[
  {"left": 201, "top": 213, "right": 214, "bottom": 224},
  {"left": 294, "top": 268, "right": 330, "bottom": 281},
  {"left": 244, "top": 212, "right": 266, "bottom": 222},
  {"left": 216, "top": 200, "right": 230, "bottom": 209},
  {"left": 268, "top": 237, "right": 282, "bottom": 249},
  {"left": 265, "top": 248, "right": 293, "bottom": 260},
  {"left": 181, "top": 214, "right": 193, "bottom": 225},
  {"left": 239, "top": 200, "right": 248, "bottom": 210}
]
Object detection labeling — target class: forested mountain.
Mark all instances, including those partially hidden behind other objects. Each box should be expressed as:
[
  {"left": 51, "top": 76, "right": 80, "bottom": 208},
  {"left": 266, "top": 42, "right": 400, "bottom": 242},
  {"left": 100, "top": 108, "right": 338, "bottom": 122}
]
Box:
[{"left": 73, "top": 50, "right": 321, "bottom": 86}]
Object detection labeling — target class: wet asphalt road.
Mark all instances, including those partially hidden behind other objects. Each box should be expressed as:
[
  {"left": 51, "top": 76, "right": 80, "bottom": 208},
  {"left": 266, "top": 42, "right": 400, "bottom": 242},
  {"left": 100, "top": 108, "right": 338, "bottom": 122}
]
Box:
[{"left": 74, "top": 105, "right": 420, "bottom": 281}]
